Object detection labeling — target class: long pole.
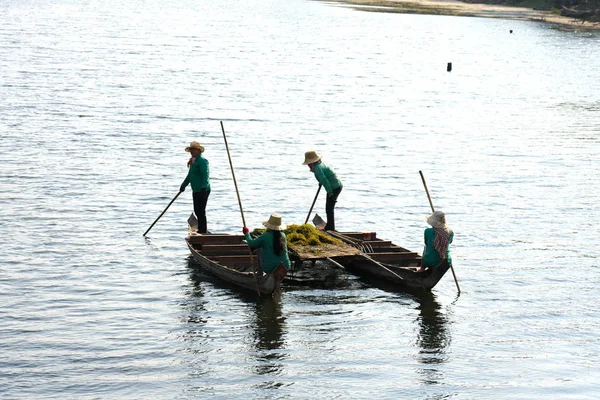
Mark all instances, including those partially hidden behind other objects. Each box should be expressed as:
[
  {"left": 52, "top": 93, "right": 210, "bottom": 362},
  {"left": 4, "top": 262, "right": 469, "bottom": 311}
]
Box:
[
  {"left": 143, "top": 191, "right": 181, "bottom": 236},
  {"left": 221, "top": 121, "right": 246, "bottom": 227},
  {"left": 304, "top": 184, "right": 322, "bottom": 224},
  {"left": 221, "top": 121, "right": 260, "bottom": 296},
  {"left": 418, "top": 170, "right": 461, "bottom": 294},
  {"left": 419, "top": 171, "right": 435, "bottom": 213}
]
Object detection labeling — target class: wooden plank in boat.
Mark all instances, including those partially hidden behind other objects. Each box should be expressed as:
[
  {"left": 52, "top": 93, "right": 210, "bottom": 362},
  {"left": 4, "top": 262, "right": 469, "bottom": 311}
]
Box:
[
  {"left": 336, "top": 232, "right": 378, "bottom": 241},
  {"left": 361, "top": 240, "right": 393, "bottom": 247},
  {"left": 201, "top": 244, "right": 249, "bottom": 255},
  {"left": 187, "top": 234, "right": 245, "bottom": 245},
  {"left": 367, "top": 252, "right": 420, "bottom": 262}
]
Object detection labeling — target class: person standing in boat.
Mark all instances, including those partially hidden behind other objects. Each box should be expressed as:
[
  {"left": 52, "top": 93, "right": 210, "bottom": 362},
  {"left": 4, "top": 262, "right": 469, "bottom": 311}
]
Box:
[
  {"left": 418, "top": 210, "right": 454, "bottom": 272},
  {"left": 180, "top": 141, "right": 211, "bottom": 234},
  {"left": 242, "top": 214, "right": 291, "bottom": 275},
  {"left": 303, "top": 150, "right": 343, "bottom": 231}
]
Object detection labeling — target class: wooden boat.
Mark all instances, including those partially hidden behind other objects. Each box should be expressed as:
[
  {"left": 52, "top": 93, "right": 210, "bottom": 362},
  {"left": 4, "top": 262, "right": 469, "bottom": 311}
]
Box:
[
  {"left": 186, "top": 233, "right": 286, "bottom": 296},
  {"left": 327, "top": 231, "right": 451, "bottom": 292}
]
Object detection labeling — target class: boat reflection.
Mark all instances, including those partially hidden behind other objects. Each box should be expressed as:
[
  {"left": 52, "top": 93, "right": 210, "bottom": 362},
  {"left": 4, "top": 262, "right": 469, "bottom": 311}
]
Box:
[
  {"left": 252, "top": 296, "right": 286, "bottom": 351},
  {"left": 250, "top": 296, "right": 289, "bottom": 382},
  {"left": 186, "top": 257, "right": 288, "bottom": 381},
  {"left": 414, "top": 291, "right": 451, "bottom": 386}
]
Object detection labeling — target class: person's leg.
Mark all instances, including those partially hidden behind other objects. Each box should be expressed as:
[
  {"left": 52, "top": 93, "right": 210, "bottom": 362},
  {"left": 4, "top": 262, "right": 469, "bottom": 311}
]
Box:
[
  {"left": 198, "top": 189, "right": 210, "bottom": 233},
  {"left": 325, "top": 186, "right": 342, "bottom": 230},
  {"left": 193, "top": 189, "right": 210, "bottom": 233},
  {"left": 192, "top": 192, "right": 202, "bottom": 230}
]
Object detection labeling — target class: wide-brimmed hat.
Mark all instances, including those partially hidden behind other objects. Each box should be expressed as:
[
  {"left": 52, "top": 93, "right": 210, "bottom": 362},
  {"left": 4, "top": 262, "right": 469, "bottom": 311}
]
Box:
[
  {"left": 302, "top": 150, "right": 322, "bottom": 165},
  {"left": 427, "top": 211, "right": 447, "bottom": 229},
  {"left": 262, "top": 213, "right": 285, "bottom": 231},
  {"left": 185, "top": 141, "right": 205, "bottom": 153}
]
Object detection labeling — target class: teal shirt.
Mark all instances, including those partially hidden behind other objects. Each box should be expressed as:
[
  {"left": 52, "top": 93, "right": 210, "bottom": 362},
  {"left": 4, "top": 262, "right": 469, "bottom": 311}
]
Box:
[
  {"left": 422, "top": 227, "right": 454, "bottom": 268},
  {"left": 244, "top": 231, "right": 291, "bottom": 273},
  {"left": 313, "top": 161, "right": 342, "bottom": 194},
  {"left": 181, "top": 155, "right": 210, "bottom": 192}
]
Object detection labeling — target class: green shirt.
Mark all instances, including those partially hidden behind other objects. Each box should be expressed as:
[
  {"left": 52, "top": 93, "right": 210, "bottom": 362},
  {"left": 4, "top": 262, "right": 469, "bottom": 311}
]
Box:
[
  {"left": 313, "top": 161, "right": 342, "bottom": 194},
  {"left": 181, "top": 155, "right": 210, "bottom": 192},
  {"left": 244, "top": 231, "right": 291, "bottom": 273},
  {"left": 422, "top": 227, "right": 454, "bottom": 268}
]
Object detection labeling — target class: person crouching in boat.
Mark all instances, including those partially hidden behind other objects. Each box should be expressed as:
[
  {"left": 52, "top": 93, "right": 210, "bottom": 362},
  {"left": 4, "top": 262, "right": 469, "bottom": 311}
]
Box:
[
  {"left": 417, "top": 211, "right": 454, "bottom": 272},
  {"left": 303, "top": 150, "right": 343, "bottom": 231},
  {"left": 180, "top": 141, "right": 211, "bottom": 234},
  {"left": 242, "top": 214, "right": 291, "bottom": 275}
]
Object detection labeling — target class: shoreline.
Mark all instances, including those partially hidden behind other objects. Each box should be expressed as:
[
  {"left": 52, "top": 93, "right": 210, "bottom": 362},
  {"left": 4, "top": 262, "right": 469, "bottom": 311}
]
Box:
[{"left": 322, "top": 0, "right": 600, "bottom": 31}]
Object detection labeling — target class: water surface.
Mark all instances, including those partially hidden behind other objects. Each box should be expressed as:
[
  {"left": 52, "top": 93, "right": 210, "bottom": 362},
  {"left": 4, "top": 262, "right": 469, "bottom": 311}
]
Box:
[{"left": 1, "top": 0, "right": 599, "bottom": 398}]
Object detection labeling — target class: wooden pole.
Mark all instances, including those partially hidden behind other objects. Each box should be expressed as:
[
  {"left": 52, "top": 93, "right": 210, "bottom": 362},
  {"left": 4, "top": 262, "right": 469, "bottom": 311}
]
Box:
[
  {"left": 304, "top": 184, "right": 322, "bottom": 224},
  {"left": 221, "top": 121, "right": 246, "bottom": 228},
  {"left": 418, "top": 170, "right": 461, "bottom": 294},
  {"left": 221, "top": 121, "right": 261, "bottom": 296},
  {"left": 419, "top": 171, "right": 435, "bottom": 214},
  {"left": 143, "top": 191, "right": 181, "bottom": 236}
]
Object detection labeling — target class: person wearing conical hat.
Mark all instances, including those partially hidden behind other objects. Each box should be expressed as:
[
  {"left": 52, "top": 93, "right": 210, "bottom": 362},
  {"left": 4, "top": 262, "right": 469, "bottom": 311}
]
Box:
[
  {"left": 242, "top": 214, "right": 291, "bottom": 274},
  {"left": 303, "top": 150, "right": 343, "bottom": 231},
  {"left": 417, "top": 210, "right": 454, "bottom": 272},
  {"left": 180, "top": 141, "right": 211, "bottom": 233}
]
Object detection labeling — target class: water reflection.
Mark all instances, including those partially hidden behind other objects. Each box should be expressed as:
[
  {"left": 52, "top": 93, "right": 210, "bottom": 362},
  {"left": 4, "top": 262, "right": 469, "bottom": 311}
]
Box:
[
  {"left": 251, "top": 297, "right": 288, "bottom": 381},
  {"left": 179, "top": 261, "right": 210, "bottom": 345},
  {"left": 414, "top": 292, "right": 451, "bottom": 386},
  {"left": 253, "top": 296, "right": 286, "bottom": 351},
  {"left": 185, "top": 258, "right": 288, "bottom": 381}
]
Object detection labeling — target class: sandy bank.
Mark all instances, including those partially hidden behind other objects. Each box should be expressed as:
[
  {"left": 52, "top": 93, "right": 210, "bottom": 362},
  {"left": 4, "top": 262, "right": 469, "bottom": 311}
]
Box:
[{"left": 323, "top": 0, "right": 600, "bottom": 30}]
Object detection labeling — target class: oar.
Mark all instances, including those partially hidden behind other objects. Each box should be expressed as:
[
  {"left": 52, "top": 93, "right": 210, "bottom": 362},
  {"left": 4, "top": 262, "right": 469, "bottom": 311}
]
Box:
[
  {"left": 304, "top": 184, "right": 322, "bottom": 224},
  {"left": 143, "top": 191, "right": 181, "bottom": 236},
  {"left": 419, "top": 170, "right": 461, "bottom": 294},
  {"left": 221, "top": 121, "right": 261, "bottom": 296}
]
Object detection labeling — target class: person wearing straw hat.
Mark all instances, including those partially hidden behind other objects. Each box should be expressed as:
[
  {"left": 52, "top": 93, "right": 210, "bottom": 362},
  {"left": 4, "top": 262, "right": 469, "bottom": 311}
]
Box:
[
  {"left": 303, "top": 150, "right": 343, "bottom": 231},
  {"left": 417, "top": 210, "right": 454, "bottom": 272},
  {"left": 242, "top": 214, "right": 291, "bottom": 274},
  {"left": 180, "top": 141, "right": 211, "bottom": 233}
]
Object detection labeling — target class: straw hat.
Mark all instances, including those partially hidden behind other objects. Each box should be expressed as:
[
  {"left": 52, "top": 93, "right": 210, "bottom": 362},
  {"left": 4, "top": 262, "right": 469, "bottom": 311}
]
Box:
[
  {"left": 427, "top": 211, "right": 447, "bottom": 229},
  {"left": 302, "top": 150, "right": 322, "bottom": 165},
  {"left": 262, "top": 214, "right": 285, "bottom": 231},
  {"left": 185, "top": 141, "right": 205, "bottom": 153}
]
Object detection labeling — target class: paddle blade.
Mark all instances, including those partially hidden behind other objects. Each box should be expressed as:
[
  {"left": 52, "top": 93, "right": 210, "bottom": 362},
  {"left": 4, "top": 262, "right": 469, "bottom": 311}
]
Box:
[
  {"left": 187, "top": 212, "right": 198, "bottom": 231},
  {"left": 312, "top": 214, "right": 326, "bottom": 230}
]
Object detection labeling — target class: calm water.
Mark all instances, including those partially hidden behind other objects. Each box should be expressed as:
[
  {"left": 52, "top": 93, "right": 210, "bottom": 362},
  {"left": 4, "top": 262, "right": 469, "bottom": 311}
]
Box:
[{"left": 1, "top": 0, "right": 599, "bottom": 398}]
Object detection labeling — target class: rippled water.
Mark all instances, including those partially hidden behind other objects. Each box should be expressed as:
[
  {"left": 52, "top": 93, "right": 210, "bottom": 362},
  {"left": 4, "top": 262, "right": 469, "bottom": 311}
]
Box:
[{"left": 1, "top": 0, "right": 599, "bottom": 398}]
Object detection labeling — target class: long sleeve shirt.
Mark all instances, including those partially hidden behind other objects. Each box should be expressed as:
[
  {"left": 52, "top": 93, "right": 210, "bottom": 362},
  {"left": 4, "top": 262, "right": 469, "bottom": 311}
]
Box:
[
  {"left": 422, "top": 227, "right": 454, "bottom": 268},
  {"left": 181, "top": 155, "right": 210, "bottom": 192},
  {"left": 244, "top": 231, "right": 291, "bottom": 273},
  {"left": 313, "top": 161, "right": 342, "bottom": 194}
]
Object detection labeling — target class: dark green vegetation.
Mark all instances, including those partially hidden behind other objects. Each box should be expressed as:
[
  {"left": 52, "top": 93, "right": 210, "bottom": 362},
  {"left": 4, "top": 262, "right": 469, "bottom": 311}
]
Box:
[
  {"left": 252, "top": 224, "right": 343, "bottom": 246},
  {"left": 467, "top": 0, "right": 600, "bottom": 21}
]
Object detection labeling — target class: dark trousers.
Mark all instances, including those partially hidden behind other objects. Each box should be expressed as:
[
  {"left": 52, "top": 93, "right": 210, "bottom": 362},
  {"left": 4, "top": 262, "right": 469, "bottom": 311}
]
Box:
[
  {"left": 325, "top": 186, "right": 342, "bottom": 231},
  {"left": 193, "top": 189, "right": 210, "bottom": 233}
]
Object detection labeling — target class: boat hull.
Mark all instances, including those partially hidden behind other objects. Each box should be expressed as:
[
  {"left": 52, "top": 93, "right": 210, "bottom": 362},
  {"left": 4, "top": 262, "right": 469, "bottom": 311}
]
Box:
[
  {"left": 186, "top": 235, "right": 286, "bottom": 296},
  {"left": 328, "top": 231, "right": 451, "bottom": 292}
]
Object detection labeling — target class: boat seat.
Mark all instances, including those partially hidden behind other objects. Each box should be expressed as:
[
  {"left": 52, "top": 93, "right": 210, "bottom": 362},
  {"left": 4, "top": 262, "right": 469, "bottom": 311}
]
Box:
[
  {"left": 188, "top": 234, "right": 245, "bottom": 245},
  {"left": 201, "top": 244, "right": 250, "bottom": 255}
]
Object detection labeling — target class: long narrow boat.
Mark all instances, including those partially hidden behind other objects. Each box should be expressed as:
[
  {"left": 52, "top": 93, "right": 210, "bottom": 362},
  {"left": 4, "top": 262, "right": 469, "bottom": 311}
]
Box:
[
  {"left": 328, "top": 231, "right": 451, "bottom": 292},
  {"left": 186, "top": 233, "right": 286, "bottom": 296}
]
